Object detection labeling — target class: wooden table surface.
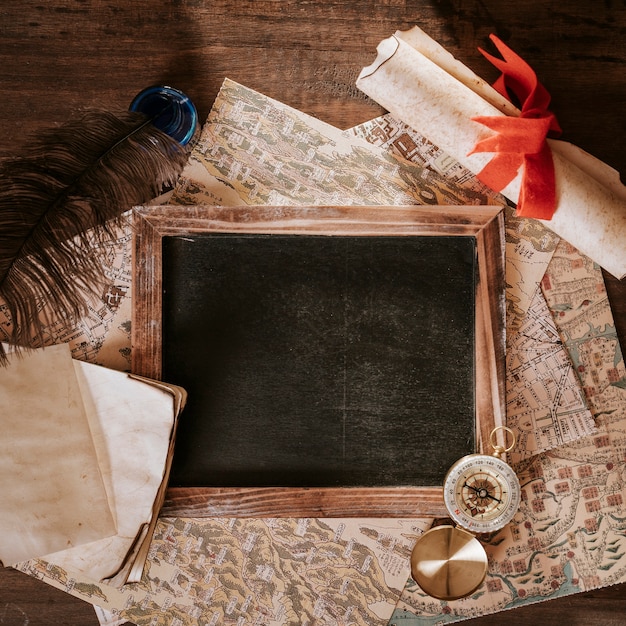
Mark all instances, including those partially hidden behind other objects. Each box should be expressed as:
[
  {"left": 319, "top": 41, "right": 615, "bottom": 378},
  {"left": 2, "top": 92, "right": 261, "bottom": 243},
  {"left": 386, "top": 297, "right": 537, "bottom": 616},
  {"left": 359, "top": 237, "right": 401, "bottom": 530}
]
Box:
[{"left": 1, "top": 1, "right": 625, "bottom": 624}]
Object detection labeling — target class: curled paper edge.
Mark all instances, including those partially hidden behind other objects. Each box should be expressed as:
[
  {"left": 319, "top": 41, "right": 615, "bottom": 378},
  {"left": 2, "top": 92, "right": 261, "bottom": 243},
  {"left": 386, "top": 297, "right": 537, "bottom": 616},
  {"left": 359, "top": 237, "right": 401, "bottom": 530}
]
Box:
[
  {"left": 395, "top": 28, "right": 521, "bottom": 119},
  {"left": 357, "top": 27, "right": 626, "bottom": 279},
  {"left": 359, "top": 34, "right": 400, "bottom": 79}
]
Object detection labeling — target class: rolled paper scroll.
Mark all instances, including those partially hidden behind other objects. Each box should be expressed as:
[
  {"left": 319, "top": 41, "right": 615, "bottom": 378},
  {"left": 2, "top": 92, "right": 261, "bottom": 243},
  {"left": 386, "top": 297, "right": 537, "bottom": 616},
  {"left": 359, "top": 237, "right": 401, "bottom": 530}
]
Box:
[{"left": 357, "top": 26, "right": 626, "bottom": 279}]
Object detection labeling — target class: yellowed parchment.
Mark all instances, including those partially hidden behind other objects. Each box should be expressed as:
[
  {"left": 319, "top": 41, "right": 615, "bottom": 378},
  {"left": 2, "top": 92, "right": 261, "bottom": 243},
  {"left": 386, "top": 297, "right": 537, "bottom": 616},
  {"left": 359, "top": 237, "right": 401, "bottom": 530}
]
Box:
[
  {"left": 40, "top": 361, "right": 183, "bottom": 584},
  {"left": 0, "top": 344, "right": 116, "bottom": 565},
  {"left": 357, "top": 26, "right": 626, "bottom": 279}
]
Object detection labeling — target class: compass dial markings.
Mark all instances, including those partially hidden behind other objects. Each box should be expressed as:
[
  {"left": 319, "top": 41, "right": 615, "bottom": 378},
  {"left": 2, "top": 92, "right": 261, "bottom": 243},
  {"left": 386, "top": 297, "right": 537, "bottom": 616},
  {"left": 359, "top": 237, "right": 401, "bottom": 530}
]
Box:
[{"left": 443, "top": 453, "right": 521, "bottom": 533}]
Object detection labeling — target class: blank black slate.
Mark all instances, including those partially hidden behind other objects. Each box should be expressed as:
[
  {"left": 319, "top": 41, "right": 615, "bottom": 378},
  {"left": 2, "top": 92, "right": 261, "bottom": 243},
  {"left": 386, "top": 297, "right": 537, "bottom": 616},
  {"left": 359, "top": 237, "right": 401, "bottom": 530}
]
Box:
[{"left": 162, "top": 234, "right": 476, "bottom": 487}]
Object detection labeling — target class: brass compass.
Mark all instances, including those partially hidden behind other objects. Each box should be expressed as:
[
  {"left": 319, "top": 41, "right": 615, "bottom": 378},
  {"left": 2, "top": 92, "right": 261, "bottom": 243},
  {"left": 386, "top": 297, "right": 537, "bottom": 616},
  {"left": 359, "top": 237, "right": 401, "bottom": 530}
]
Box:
[{"left": 410, "top": 426, "right": 521, "bottom": 601}]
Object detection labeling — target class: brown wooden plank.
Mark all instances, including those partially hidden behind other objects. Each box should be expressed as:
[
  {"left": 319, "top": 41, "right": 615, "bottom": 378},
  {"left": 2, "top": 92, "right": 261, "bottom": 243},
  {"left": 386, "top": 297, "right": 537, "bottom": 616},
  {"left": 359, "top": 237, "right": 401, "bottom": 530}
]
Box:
[{"left": 161, "top": 486, "right": 449, "bottom": 518}]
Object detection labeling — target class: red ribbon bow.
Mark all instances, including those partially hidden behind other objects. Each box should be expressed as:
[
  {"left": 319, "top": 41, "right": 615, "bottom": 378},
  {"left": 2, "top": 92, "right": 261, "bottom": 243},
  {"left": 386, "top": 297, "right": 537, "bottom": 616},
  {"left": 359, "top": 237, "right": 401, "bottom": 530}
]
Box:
[{"left": 469, "top": 35, "right": 562, "bottom": 220}]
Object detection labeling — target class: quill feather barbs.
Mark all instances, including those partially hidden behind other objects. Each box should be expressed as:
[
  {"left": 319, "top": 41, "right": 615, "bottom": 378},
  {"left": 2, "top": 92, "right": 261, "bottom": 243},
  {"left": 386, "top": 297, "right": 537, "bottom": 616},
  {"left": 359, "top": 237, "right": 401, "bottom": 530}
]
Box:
[{"left": 0, "top": 109, "right": 188, "bottom": 363}]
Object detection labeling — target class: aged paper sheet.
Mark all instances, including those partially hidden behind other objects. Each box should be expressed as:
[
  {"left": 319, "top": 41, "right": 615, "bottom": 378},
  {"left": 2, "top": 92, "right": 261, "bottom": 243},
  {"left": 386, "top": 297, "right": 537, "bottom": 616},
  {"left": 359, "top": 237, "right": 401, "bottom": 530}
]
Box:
[
  {"left": 41, "top": 362, "right": 183, "bottom": 583},
  {"left": 0, "top": 344, "right": 183, "bottom": 582},
  {"left": 0, "top": 344, "right": 116, "bottom": 565}
]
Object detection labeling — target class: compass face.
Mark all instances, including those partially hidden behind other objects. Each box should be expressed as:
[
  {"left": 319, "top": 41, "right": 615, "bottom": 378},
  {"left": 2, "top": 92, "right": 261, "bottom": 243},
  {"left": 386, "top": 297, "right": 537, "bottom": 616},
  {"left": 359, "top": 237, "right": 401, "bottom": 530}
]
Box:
[{"left": 443, "top": 453, "right": 521, "bottom": 534}]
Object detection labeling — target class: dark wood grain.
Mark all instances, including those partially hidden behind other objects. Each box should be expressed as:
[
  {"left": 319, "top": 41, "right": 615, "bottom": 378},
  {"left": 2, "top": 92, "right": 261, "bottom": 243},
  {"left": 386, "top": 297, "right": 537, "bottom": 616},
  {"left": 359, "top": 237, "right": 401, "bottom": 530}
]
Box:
[{"left": 1, "top": 1, "right": 625, "bottom": 624}]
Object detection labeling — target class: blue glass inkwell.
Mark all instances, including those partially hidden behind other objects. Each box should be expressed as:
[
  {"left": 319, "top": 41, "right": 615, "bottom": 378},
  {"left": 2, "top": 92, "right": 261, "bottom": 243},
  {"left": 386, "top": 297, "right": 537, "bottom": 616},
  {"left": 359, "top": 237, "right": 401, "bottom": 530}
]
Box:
[{"left": 129, "top": 85, "right": 198, "bottom": 146}]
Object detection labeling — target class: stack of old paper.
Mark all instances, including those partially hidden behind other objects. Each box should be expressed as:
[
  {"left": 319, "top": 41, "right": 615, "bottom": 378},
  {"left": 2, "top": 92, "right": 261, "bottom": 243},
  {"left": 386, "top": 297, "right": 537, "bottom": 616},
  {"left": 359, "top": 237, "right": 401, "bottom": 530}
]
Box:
[{"left": 0, "top": 343, "right": 185, "bottom": 584}]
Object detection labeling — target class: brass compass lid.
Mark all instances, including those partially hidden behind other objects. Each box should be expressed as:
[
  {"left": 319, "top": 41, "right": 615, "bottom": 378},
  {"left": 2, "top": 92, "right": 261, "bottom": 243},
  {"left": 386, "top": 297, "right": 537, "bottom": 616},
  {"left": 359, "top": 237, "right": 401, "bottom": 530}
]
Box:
[{"left": 410, "top": 525, "right": 488, "bottom": 601}]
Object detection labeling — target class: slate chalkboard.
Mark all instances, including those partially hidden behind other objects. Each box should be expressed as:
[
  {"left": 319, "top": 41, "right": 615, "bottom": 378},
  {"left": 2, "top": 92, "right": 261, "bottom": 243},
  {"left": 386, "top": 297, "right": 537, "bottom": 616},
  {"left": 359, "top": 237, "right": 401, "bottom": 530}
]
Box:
[
  {"left": 132, "top": 204, "right": 506, "bottom": 517},
  {"left": 161, "top": 233, "right": 477, "bottom": 488}
]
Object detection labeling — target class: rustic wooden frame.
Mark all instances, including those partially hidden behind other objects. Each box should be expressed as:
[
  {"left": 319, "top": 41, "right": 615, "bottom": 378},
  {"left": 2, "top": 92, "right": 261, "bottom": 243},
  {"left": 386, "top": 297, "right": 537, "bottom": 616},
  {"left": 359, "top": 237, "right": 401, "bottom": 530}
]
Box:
[{"left": 132, "top": 204, "right": 506, "bottom": 517}]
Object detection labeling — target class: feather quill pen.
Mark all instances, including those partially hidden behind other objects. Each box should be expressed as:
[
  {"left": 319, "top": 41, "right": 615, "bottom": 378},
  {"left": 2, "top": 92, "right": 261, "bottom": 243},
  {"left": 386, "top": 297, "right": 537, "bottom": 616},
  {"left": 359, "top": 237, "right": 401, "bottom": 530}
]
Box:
[{"left": 0, "top": 109, "right": 189, "bottom": 363}]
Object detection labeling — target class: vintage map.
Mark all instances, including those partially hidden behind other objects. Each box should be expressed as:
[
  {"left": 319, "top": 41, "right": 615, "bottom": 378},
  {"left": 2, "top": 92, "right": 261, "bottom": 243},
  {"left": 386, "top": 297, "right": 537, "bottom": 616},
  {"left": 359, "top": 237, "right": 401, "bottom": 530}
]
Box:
[
  {"left": 344, "top": 113, "right": 591, "bottom": 460},
  {"left": 542, "top": 243, "right": 626, "bottom": 421},
  {"left": 390, "top": 244, "right": 626, "bottom": 624},
  {"left": 0, "top": 224, "right": 133, "bottom": 372},
  {"left": 20, "top": 518, "right": 432, "bottom": 626},
  {"left": 12, "top": 79, "right": 626, "bottom": 624},
  {"left": 171, "top": 79, "right": 503, "bottom": 211},
  {"left": 346, "top": 115, "right": 561, "bottom": 330},
  {"left": 505, "top": 286, "right": 595, "bottom": 463}
]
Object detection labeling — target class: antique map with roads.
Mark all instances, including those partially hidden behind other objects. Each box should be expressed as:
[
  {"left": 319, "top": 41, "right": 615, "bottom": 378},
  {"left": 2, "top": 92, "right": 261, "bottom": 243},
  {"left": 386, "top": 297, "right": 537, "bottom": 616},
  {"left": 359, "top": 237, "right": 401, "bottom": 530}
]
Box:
[
  {"left": 12, "top": 80, "right": 626, "bottom": 625},
  {"left": 391, "top": 244, "right": 626, "bottom": 624},
  {"left": 21, "top": 518, "right": 431, "bottom": 626}
]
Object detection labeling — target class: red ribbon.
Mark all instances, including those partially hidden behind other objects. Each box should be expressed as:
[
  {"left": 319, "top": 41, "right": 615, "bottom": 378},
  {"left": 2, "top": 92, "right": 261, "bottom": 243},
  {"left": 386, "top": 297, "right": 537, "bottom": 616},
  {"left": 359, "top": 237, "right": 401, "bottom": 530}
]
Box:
[{"left": 468, "top": 35, "right": 562, "bottom": 220}]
